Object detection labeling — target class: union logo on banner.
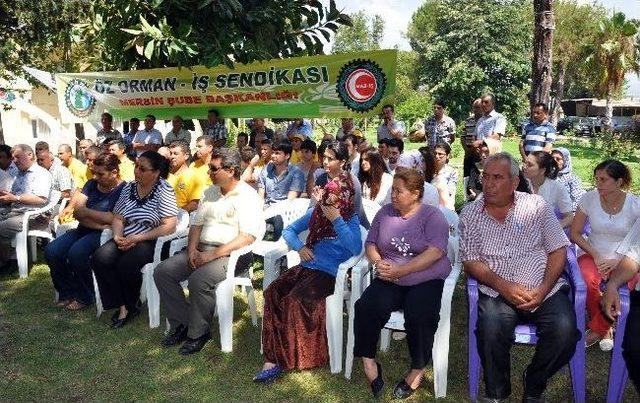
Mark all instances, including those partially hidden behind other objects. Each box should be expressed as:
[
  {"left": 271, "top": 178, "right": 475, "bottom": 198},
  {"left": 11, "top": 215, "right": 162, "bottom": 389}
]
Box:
[
  {"left": 64, "top": 79, "right": 96, "bottom": 118},
  {"left": 336, "top": 59, "right": 387, "bottom": 113}
]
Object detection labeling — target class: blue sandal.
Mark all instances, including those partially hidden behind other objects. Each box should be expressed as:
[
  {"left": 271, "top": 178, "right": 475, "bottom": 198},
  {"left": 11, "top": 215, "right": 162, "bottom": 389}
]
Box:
[{"left": 253, "top": 365, "right": 284, "bottom": 383}]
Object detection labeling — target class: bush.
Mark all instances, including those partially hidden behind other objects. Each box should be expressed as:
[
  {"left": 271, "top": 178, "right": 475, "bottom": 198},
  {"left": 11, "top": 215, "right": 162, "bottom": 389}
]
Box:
[{"left": 589, "top": 130, "right": 638, "bottom": 161}]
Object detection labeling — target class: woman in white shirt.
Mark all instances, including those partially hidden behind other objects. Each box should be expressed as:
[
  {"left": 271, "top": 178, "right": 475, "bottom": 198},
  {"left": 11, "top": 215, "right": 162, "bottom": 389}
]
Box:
[
  {"left": 523, "top": 151, "right": 573, "bottom": 228},
  {"left": 570, "top": 159, "right": 640, "bottom": 347},
  {"left": 358, "top": 148, "right": 393, "bottom": 205}
]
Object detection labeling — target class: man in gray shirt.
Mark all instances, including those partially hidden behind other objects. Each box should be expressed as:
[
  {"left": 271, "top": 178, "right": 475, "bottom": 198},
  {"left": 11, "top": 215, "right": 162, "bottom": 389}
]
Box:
[{"left": 376, "top": 104, "right": 406, "bottom": 142}]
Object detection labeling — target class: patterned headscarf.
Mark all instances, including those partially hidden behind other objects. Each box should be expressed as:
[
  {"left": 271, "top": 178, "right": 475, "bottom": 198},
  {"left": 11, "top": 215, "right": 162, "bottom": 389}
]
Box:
[
  {"left": 554, "top": 147, "right": 573, "bottom": 176},
  {"left": 306, "top": 172, "right": 355, "bottom": 248}
]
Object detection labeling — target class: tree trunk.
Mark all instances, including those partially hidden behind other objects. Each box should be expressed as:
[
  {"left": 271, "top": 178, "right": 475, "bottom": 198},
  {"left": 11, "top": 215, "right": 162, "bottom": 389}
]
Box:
[
  {"left": 604, "top": 88, "right": 613, "bottom": 132},
  {"left": 550, "top": 63, "right": 565, "bottom": 126},
  {"left": 531, "top": 0, "right": 555, "bottom": 108}
]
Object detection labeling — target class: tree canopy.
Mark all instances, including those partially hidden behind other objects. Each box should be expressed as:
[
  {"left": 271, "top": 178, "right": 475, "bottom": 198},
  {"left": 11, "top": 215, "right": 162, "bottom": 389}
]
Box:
[
  {"left": 330, "top": 10, "right": 384, "bottom": 55},
  {"left": 1, "top": 0, "right": 352, "bottom": 80},
  {"left": 406, "top": 0, "right": 533, "bottom": 124}
]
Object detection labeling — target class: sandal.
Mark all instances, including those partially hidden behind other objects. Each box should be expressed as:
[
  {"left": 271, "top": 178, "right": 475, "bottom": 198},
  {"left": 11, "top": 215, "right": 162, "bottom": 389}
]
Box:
[
  {"left": 55, "top": 299, "right": 72, "bottom": 308},
  {"left": 66, "top": 300, "right": 88, "bottom": 311}
]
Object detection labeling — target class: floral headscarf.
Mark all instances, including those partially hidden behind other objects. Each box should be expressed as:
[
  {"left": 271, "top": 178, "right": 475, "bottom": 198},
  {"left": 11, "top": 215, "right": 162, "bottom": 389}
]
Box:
[{"left": 306, "top": 172, "right": 355, "bottom": 248}]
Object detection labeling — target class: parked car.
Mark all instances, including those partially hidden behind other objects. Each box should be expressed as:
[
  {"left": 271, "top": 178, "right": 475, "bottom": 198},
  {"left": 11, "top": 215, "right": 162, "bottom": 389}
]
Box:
[{"left": 558, "top": 116, "right": 598, "bottom": 137}]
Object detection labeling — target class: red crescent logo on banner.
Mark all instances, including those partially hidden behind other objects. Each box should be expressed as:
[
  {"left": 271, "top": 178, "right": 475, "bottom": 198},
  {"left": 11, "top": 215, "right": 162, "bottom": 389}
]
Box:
[{"left": 345, "top": 69, "right": 377, "bottom": 103}]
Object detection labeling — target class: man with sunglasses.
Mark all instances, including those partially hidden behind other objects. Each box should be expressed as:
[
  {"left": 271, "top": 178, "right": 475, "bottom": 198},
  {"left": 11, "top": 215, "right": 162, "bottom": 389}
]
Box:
[{"left": 424, "top": 99, "right": 456, "bottom": 148}]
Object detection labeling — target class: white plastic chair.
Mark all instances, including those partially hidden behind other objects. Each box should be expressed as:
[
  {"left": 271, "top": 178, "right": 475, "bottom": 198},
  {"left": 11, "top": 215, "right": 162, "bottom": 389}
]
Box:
[
  {"left": 52, "top": 197, "right": 78, "bottom": 237},
  {"left": 251, "top": 198, "right": 311, "bottom": 289},
  {"left": 13, "top": 189, "right": 61, "bottom": 278},
  {"left": 93, "top": 209, "right": 190, "bottom": 320},
  {"left": 362, "top": 198, "right": 382, "bottom": 225},
  {"left": 283, "top": 225, "right": 369, "bottom": 374},
  {"left": 169, "top": 218, "right": 267, "bottom": 352},
  {"left": 343, "top": 208, "right": 461, "bottom": 399}
]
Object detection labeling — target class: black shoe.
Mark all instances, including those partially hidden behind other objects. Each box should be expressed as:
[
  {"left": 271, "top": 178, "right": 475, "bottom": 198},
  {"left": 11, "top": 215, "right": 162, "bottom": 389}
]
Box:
[
  {"left": 392, "top": 379, "right": 417, "bottom": 399},
  {"left": 110, "top": 310, "right": 120, "bottom": 324},
  {"left": 369, "top": 362, "right": 384, "bottom": 398},
  {"left": 522, "top": 395, "right": 545, "bottom": 403},
  {"left": 178, "top": 332, "right": 211, "bottom": 355},
  {"left": 162, "top": 324, "right": 189, "bottom": 347},
  {"left": 110, "top": 307, "right": 140, "bottom": 329}
]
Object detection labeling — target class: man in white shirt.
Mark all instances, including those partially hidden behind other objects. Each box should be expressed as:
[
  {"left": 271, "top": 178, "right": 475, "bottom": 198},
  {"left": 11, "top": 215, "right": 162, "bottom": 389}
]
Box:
[
  {"left": 164, "top": 115, "right": 192, "bottom": 146},
  {"left": 377, "top": 104, "right": 406, "bottom": 142},
  {"left": 0, "top": 144, "right": 53, "bottom": 269},
  {"left": 36, "top": 150, "right": 74, "bottom": 199},
  {"left": 0, "top": 144, "right": 17, "bottom": 192},
  {"left": 132, "top": 114, "right": 163, "bottom": 157},
  {"left": 154, "top": 148, "right": 262, "bottom": 355},
  {"left": 474, "top": 93, "right": 507, "bottom": 146}
]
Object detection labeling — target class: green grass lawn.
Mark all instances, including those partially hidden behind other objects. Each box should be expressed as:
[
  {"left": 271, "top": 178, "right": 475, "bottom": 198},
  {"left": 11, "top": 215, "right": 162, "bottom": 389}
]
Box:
[{"left": 1, "top": 138, "right": 639, "bottom": 401}]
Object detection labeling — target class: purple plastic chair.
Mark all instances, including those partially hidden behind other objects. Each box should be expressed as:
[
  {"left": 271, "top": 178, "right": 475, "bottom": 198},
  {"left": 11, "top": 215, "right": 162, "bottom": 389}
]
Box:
[
  {"left": 467, "top": 246, "right": 586, "bottom": 403},
  {"left": 606, "top": 285, "right": 631, "bottom": 403}
]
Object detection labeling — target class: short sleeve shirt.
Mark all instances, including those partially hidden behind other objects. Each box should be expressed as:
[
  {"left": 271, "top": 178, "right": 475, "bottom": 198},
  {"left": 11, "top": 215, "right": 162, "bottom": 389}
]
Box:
[
  {"left": 119, "top": 158, "right": 135, "bottom": 182},
  {"left": 133, "top": 129, "right": 163, "bottom": 156},
  {"left": 78, "top": 179, "right": 125, "bottom": 232},
  {"left": 96, "top": 128, "right": 123, "bottom": 145},
  {"left": 577, "top": 190, "right": 640, "bottom": 260},
  {"left": 189, "top": 159, "right": 213, "bottom": 187},
  {"left": 424, "top": 115, "right": 456, "bottom": 148},
  {"left": 459, "top": 192, "right": 570, "bottom": 299},
  {"left": 367, "top": 203, "right": 451, "bottom": 286},
  {"left": 536, "top": 178, "right": 572, "bottom": 215},
  {"left": 67, "top": 158, "right": 88, "bottom": 190},
  {"left": 164, "top": 129, "right": 192, "bottom": 146},
  {"left": 113, "top": 179, "right": 179, "bottom": 236},
  {"left": 474, "top": 110, "right": 507, "bottom": 140},
  {"left": 11, "top": 163, "right": 52, "bottom": 208},
  {"left": 377, "top": 120, "right": 406, "bottom": 142},
  {"left": 48, "top": 163, "right": 74, "bottom": 192},
  {"left": 167, "top": 167, "right": 206, "bottom": 209},
  {"left": 192, "top": 181, "right": 263, "bottom": 244},
  {"left": 258, "top": 163, "right": 305, "bottom": 205},
  {"left": 521, "top": 121, "right": 556, "bottom": 153},
  {"left": 204, "top": 121, "right": 228, "bottom": 144}
]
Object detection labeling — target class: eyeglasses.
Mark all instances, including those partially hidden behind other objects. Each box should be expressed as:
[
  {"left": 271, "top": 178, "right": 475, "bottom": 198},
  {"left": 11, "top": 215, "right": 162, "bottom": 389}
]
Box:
[{"left": 208, "top": 165, "right": 226, "bottom": 173}]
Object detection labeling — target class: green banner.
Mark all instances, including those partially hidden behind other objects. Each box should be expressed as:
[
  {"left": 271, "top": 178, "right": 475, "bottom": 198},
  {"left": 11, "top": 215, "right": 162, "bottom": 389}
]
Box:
[{"left": 55, "top": 50, "right": 397, "bottom": 123}]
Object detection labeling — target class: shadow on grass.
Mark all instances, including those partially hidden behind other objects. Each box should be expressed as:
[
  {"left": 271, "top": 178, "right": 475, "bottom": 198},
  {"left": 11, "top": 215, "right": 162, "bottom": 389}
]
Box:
[{"left": 1, "top": 261, "right": 639, "bottom": 401}]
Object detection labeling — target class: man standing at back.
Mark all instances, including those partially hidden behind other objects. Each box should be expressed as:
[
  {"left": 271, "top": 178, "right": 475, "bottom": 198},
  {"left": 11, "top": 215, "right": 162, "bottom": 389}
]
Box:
[
  {"left": 459, "top": 152, "right": 579, "bottom": 403},
  {"left": 165, "top": 115, "right": 192, "bottom": 146},
  {"left": 519, "top": 103, "right": 556, "bottom": 160},
  {"left": 123, "top": 118, "right": 140, "bottom": 160},
  {"left": 132, "top": 114, "right": 163, "bottom": 157},
  {"left": 377, "top": 104, "right": 405, "bottom": 142},
  {"left": 96, "top": 112, "right": 122, "bottom": 146},
  {"left": 474, "top": 93, "right": 507, "bottom": 146},
  {"left": 204, "top": 109, "right": 228, "bottom": 148},
  {"left": 424, "top": 99, "right": 456, "bottom": 148}
]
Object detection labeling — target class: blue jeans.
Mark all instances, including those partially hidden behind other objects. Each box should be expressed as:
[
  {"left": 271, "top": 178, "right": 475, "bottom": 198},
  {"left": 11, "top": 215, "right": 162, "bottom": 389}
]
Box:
[{"left": 44, "top": 229, "right": 101, "bottom": 304}]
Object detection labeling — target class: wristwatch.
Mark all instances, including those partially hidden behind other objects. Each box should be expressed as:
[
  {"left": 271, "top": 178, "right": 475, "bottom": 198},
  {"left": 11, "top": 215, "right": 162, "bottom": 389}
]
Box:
[{"left": 16, "top": 195, "right": 21, "bottom": 203}]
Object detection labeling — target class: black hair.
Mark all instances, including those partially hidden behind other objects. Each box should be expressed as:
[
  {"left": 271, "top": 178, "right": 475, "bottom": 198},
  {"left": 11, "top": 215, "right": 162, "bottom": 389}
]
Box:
[
  {"left": 208, "top": 109, "right": 220, "bottom": 117},
  {"left": 533, "top": 102, "right": 549, "bottom": 113},
  {"left": 300, "top": 138, "right": 317, "bottom": 153},
  {"left": 387, "top": 138, "right": 404, "bottom": 154},
  {"left": 145, "top": 114, "right": 156, "bottom": 122},
  {"left": 130, "top": 117, "right": 140, "bottom": 123},
  {"left": 101, "top": 112, "right": 114, "bottom": 121},
  {"left": 325, "top": 141, "right": 351, "bottom": 171},
  {"left": 0, "top": 144, "right": 12, "bottom": 159},
  {"left": 434, "top": 99, "right": 446, "bottom": 109},
  {"left": 237, "top": 132, "right": 248, "bottom": 140},
  {"left": 530, "top": 151, "right": 559, "bottom": 179},
  {"left": 382, "top": 104, "right": 395, "bottom": 112},
  {"left": 272, "top": 141, "right": 293, "bottom": 157},
  {"left": 139, "top": 150, "right": 170, "bottom": 179},
  {"left": 594, "top": 159, "right": 632, "bottom": 190}
]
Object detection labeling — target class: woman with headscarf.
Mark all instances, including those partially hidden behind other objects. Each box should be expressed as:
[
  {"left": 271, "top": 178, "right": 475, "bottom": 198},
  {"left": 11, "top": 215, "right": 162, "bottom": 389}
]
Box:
[
  {"left": 552, "top": 147, "right": 585, "bottom": 212},
  {"left": 254, "top": 171, "right": 362, "bottom": 383}
]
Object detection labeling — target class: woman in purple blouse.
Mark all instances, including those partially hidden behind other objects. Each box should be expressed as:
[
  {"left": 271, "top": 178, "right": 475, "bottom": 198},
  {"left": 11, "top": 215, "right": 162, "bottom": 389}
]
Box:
[{"left": 353, "top": 168, "right": 451, "bottom": 399}]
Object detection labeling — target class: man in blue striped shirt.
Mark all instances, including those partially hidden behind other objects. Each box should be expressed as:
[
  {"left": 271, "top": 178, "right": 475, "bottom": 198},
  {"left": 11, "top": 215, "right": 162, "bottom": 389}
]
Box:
[{"left": 519, "top": 103, "right": 556, "bottom": 160}]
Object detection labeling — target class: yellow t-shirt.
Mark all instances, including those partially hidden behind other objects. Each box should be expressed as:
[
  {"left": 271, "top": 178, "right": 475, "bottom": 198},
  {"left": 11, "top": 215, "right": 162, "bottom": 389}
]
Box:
[
  {"left": 167, "top": 167, "right": 206, "bottom": 209},
  {"left": 189, "top": 159, "right": 213, "bottom": 187},
  {"left": 67, "top": 158, "right": 88, "bottom": 189},
  {"left": 290, "top": 149, "right": 302, "bottom": 164},
  {"left": 119, "top": 158, "right": 135, "bottom": 181}
]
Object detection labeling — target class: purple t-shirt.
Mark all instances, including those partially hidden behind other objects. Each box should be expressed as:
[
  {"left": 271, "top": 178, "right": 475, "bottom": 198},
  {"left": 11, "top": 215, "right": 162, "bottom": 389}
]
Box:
[{"left": 366, "top": 203, "right": 451, "bottom": 286}]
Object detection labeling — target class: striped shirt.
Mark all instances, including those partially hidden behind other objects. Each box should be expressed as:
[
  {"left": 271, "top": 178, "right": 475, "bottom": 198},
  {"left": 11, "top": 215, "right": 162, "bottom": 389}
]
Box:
[
  {"left": 521, "top": 120, "right": 556, "bottom": 154},
  {"left": 459, "top": 192, "right": 570, "bottom": 299},
  {"left": 114, "top": 179, "right": 178, "bottom": 236}
]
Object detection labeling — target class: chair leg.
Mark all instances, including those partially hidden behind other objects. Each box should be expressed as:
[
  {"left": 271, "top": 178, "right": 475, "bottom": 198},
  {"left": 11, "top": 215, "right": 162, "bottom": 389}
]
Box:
[
  {"left": 433, "top": 280, "right": 456, "bottom": 398},
  {"left": 607, "top": 294, "right": 630, "bottom": 403},
  {"left": 262, "top": 254, "right": 279, "bottom": 290},
  {"left": 325, "top": 294, "right": 344, "bottom": 374},
  {"left": 143, "top": 264, "right": 160, "bottom": 328},
  {"left": 92, "top": 273, "right": 103, "bottom": 317},
  {"left": 29, "top": 236, "right": 37, "bottom": 263},
  {"left": 16, "top": 233, "right": 29, "bottom": 279},
  {"left": 379, "top": 329, "right": 391, "bottom": 352},
  {"left": 246, "top": 286, "right": 258, "bottom": 327},
  {"left": 215, "top": 279, "right": 235, "bottom": 353}
]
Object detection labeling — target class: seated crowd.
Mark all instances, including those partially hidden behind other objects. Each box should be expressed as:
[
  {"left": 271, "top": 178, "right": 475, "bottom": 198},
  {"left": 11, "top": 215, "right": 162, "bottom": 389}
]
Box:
[{"left": 1, "top": 99, "right": 640, "bottom": 402}]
